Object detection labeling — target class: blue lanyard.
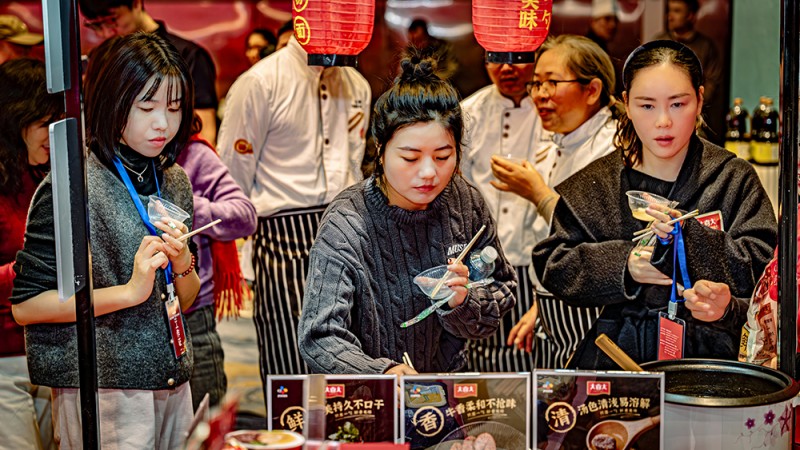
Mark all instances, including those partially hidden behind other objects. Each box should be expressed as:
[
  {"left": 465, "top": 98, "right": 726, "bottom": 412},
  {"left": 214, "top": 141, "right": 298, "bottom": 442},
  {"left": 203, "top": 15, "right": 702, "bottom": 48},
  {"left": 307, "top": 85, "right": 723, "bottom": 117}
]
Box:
[
  {"left": 112, "top": 156, "right": 175, "bottom": 293},
  {"left": 668, "top": 222, "right": 691, "bottom": 319}
]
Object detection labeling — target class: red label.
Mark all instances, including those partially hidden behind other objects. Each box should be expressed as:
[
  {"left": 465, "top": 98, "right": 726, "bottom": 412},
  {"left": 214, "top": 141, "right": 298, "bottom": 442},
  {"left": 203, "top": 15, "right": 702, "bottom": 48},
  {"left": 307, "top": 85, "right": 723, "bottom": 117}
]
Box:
[
  {"left": 658, "top": 314, "right": 685, "bottom": 360},
  {"left": 454, "top": 383, "right": 478, "bottom": 398},
  {"left": 587, "top": 381, "right": 611, "bottom": 396},
  {"left": 165, "top": 297, "right": 186, "bottom": 359},
  {"left": 695, "top": 211, "right": 724, "bottom": 231},
  {"left": 325, "top": 384, "right": 345, "bottom": 399}
]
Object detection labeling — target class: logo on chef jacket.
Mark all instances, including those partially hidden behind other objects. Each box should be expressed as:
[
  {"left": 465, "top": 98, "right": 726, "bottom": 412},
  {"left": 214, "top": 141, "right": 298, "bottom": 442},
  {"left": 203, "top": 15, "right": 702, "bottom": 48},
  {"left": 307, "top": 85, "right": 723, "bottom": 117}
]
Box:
[
  {"left": 454, "top": 383, "right": 478, "bottom": 398},
  {"left": 587, "top": 381, "right": 611, "bottom": 396},
  {"left": 234, "top": 139, "right": 253, "bottom": 155},
  {"left": 326, "top": 384, "right": 345, "bottom": 399},
  {"left": 277, "top": 385, "right": 289, "bottom": 398}
]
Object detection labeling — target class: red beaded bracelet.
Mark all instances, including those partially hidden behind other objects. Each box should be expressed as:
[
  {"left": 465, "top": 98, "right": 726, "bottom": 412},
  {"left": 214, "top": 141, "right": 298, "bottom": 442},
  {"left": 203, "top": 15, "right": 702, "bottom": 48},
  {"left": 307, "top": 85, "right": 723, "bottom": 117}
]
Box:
[{"left": 174, "top": 254, "right": 196, "bottom": 279}]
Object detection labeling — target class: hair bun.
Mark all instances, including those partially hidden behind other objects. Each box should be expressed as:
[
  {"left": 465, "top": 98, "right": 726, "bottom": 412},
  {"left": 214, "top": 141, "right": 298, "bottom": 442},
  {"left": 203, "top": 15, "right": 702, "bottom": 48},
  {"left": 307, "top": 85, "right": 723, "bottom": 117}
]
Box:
[{"left": 399, "top": 48, "right": 439, "bottom": 82}]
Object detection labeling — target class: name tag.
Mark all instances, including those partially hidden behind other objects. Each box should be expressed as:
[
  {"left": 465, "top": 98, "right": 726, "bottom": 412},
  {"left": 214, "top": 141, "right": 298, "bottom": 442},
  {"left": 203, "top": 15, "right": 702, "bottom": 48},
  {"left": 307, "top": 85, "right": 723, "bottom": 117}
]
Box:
[
  {"left": 165, "top": 294, "right": 187, "bottom": 359},
  {"left": 658, "top": 312, "right": 685, "bottom": 360},
  {"left": 695, "top": 210, "right": 724, "bottom": 231}
]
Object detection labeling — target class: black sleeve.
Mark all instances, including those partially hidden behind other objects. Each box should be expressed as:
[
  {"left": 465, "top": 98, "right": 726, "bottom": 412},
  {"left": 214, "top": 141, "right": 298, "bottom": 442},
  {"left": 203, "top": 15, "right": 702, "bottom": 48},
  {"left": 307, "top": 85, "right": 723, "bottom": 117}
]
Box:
[
  {"left": 188, "top": 46, "right": 218, "bottom": 110},
  {"left": 11, "top": 180, "right": 57, "bottom": 304}
]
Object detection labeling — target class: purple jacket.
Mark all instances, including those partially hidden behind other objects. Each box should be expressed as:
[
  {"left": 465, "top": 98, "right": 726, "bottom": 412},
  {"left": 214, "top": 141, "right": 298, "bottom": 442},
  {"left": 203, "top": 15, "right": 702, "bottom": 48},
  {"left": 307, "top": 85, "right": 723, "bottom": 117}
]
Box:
[{"left": 177, "top": 140, "right": 257, "bottom": 312}]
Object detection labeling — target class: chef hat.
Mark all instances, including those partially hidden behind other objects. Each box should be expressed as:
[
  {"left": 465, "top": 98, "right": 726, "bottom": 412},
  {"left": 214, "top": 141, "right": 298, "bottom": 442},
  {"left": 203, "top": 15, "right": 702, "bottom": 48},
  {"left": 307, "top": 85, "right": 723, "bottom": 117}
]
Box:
[{"left": 591, "top": 0, "right": 618, "bottom": 19}]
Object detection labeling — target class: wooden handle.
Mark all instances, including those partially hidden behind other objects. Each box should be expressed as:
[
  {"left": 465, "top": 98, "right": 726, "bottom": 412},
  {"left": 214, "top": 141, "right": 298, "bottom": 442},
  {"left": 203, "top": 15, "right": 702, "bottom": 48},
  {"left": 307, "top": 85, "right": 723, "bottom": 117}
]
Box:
[{"left": 595, "top": 334, "right": 644, "bottom": 372}]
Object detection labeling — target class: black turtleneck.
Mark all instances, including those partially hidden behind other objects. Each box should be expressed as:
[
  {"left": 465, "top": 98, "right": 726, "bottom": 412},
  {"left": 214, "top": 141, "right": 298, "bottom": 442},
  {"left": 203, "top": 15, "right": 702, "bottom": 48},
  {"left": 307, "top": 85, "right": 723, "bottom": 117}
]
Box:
[{"left": 103, "top": 143, "right": 164, "bottom": 196}]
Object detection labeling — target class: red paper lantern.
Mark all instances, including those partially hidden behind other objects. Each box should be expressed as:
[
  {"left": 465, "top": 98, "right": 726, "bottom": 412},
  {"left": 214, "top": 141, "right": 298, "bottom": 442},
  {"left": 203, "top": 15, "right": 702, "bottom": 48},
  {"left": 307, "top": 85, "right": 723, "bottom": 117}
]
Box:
[
  {"left": 473, "top": 0, "right": 553, "bottom": 64},
  {"left": 292, "top": 0, "right": 375, "bottom": 67}
]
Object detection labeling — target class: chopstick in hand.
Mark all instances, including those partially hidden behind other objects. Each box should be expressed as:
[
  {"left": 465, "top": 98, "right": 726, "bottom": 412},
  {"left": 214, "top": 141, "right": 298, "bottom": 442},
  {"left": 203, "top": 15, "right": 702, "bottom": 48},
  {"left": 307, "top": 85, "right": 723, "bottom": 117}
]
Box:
[
  {"left": 429, "top": 225, "right": 487, "bottom": 298},
  {"left": 631, "top": 209, "right": 700, "bottom": 242},
  {"left": 402, "top": 352, "right": 415, "bottom": 370},
  {"left": 178, "top": 218, "right": 223, "bottom": 242}
]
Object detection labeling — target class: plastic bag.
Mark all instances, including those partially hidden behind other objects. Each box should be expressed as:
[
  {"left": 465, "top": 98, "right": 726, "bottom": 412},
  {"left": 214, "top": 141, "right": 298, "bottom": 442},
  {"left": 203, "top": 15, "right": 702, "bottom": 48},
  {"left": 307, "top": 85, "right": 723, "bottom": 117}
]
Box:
[{"left": 738, "top": 249, "right": 778, "bottom": 368}]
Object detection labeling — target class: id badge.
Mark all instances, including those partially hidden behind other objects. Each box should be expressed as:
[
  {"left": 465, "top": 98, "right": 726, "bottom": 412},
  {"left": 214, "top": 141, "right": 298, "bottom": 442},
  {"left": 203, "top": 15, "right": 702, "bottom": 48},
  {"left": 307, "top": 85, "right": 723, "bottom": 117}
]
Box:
[
  {"left": 658, "top": 311, "right": 685, "bottom": 360},
  {"left": 165, "top": 294, "right": 187, "bottom": 359}
]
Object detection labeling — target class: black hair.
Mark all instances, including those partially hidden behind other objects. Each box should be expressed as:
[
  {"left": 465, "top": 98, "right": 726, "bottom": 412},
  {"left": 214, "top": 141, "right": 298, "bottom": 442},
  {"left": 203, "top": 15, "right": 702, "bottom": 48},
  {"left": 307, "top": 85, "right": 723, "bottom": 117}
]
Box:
[
  {"left": 79, "top": 0, "right": 136, "bottom": 19},
  {"left": 371, "top": 48, "right": 463, "bottom": 183},
  {"left": 672, "top": 0, "right": 700, "bottom": 14},
  {"left": 277, "top": 20, "right": 294, "bottom": 39},
  {"left": 83, "top": 32, "right": 194, "bottom": 169},
  {"left": 615, "top": 39, "right": 704, "bottom": 167},
  {"left": 408, "top": 18, "right": 429, "bottom": 33},
  {"left": 0, "top": 58, "right": 63, "bottom": 194},
  {"left": 249, "top": 28, "right": 277, "bottom": 47}
]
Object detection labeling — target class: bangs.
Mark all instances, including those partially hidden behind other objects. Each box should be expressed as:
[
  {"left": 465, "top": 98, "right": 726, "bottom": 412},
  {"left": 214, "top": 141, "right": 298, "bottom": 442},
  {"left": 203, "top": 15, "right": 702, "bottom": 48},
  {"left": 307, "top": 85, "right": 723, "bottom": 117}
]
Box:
[{"left": 140, "top": 73, "right": 185, "bottom": 106}]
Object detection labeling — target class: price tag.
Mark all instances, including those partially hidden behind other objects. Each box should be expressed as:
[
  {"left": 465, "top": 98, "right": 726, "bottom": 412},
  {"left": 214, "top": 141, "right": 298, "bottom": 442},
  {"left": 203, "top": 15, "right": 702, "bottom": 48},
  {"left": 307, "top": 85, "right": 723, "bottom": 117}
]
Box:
[{"left": 658, "top": 312, "right": 685, "bottom": 360}]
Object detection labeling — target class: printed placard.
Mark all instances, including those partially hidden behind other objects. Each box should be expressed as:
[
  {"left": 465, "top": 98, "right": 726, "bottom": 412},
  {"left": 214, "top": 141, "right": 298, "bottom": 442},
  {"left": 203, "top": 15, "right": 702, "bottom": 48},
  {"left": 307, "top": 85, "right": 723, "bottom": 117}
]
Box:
[
  {"left": 401, "top": 373, "right": 530, "bottom": 450},
  {"left": 267, "top": 375, "right": 397, "bottom": 443},
  {"left": 535, "top": 370, "right": 664, "bottom": 450}
]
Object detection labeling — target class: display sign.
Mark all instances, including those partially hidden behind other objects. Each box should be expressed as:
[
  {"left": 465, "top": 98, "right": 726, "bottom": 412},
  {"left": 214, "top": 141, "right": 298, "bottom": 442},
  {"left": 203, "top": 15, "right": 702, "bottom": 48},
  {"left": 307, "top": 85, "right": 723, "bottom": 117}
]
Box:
[
  {"left": 401, "top": 373, "right": 530, "bottom": 450},
  {"left": 534, "top": 370, "right": 664, "bottom": 450},
  {"left": 267, "top": 375, "right": 397, "bottom": 443}
]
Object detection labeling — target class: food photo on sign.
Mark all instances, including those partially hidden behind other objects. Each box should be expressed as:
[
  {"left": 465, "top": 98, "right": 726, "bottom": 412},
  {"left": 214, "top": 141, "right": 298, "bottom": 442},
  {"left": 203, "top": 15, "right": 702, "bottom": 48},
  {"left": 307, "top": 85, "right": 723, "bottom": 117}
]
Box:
[
  {"left": 401, "top": 374, "right": 529, "bottom": 450},
  {"left": 534, "top": 371, "right": 664, "bottom": 450}
]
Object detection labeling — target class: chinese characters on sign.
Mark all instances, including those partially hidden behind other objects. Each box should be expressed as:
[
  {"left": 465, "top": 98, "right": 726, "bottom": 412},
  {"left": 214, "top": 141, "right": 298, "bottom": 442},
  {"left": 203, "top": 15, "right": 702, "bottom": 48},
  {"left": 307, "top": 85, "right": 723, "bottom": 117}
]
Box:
[{"left": 519, "top": 0, "right": 552, "bottom": 31}]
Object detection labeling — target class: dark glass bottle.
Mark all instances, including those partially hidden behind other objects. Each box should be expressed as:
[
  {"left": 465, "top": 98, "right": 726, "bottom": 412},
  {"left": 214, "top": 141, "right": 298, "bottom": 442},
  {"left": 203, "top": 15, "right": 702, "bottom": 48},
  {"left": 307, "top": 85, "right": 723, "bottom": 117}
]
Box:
[{"left": 725, "top": 98, "right": 750, "bottom": 159}]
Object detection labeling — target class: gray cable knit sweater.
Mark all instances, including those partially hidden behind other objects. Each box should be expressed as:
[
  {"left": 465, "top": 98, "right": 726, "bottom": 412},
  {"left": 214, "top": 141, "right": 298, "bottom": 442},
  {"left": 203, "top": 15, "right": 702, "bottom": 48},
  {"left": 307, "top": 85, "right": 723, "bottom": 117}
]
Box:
[
  {"left": 11, "top": 152, "right": 194, "bottom": 390},
  {"left": 298, "top": 175, "right": 517, "bottom": 374}
]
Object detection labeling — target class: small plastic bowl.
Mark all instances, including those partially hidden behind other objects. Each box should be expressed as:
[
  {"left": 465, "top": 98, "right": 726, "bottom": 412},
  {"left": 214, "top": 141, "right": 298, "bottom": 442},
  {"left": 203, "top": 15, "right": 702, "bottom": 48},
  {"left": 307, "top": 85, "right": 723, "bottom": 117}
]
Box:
[
  {"left": 147, "top": 195, "right": 190, "bottom": 225},
  {"left": 225, "top": 429, "right": 304, "bottom": 450},
  {"left": 414, "top": 265, "right": 455, "bottom": 300},
  {"left": 625, "top": 190, "right": 672, "bottom": 221}
]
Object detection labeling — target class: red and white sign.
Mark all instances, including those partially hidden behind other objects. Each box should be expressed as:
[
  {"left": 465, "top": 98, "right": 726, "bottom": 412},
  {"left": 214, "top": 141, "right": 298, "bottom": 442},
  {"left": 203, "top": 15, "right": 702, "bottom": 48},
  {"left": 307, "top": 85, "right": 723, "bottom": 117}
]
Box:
[
  {"left": 695, "top": 210, "right": 724, "bottom": 231},
  {"left": 587, "top": 381, "right": 611, "bottom": 396},
  {"left": 326, "top": 384, "right": 345, "bottom": 399},
  {"left": 454, "top": 383, "right": 478, "bottom": 398}
]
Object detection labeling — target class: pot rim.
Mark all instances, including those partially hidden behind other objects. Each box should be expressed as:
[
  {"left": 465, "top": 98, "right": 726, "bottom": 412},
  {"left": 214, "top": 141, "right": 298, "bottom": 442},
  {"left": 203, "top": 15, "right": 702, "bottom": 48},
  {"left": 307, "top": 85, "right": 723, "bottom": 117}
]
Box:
[{"left": 640, "top": 358, "right": 800, "bottom": 408}]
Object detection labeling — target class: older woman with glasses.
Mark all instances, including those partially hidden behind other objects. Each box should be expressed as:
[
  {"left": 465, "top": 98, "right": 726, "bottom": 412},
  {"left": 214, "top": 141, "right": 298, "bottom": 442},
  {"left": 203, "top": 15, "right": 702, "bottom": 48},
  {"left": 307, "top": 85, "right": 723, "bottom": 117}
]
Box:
[{"left": 494, "top": 34, "right": 621, "bottom": 369}]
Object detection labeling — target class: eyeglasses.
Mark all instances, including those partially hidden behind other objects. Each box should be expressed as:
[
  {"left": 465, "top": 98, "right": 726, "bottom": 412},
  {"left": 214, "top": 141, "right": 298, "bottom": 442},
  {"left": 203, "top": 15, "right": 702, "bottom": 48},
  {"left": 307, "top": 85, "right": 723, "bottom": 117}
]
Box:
[
  {"left": 525, "top": 79, "right": 589, "bottom": 95},
  {"left": 83, "top": 14, "right": 119, "bottom": 32}
]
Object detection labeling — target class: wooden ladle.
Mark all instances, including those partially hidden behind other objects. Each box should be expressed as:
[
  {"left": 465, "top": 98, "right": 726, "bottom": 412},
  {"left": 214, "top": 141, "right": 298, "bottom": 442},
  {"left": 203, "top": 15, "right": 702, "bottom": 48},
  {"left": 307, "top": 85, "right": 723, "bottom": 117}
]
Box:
[
  {"left": 595, "top": 334, "right": 644, "bottom": 372},
  {"left": 586, "top": 416, "right": 660, "bottom": 450}
]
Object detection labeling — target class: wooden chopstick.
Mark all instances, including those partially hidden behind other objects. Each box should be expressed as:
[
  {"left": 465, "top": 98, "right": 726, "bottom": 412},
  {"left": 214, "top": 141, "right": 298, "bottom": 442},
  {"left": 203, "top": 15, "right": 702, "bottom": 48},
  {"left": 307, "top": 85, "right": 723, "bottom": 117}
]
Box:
[
  {"left": 402, "top": 352, "right": 415, "bottom": 370},
  {"left": 631, "top": 209, "right": 700, "bottom": 242},
  {"left": 178, "top": 218, "right": 222, "bottom": 242},
  {"left": 429, "top": 225, "right": 487, "bottom": 298}
]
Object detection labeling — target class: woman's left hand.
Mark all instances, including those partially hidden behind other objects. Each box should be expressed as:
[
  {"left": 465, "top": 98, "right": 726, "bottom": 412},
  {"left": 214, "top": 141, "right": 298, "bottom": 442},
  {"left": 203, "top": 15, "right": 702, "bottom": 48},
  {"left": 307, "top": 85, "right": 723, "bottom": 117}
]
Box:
[
  {"left": 154, "top": 218, "right": 192, "bottom": 273},
  {"left": 646, "top": 204, "right": 682, "bottom": 241},
  {"left": 444, "top": 258, "right": 471, "bottom": 309},
  {"left": 683, "top": 279, "right": 732, "bottom": 322}
]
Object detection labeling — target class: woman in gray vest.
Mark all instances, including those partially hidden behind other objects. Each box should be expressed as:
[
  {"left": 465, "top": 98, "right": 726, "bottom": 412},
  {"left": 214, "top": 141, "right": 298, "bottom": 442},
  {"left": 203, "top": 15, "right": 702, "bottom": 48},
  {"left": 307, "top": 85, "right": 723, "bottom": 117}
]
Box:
[{"left": 11, "top": 32, "right": 200, "bottom": 448}]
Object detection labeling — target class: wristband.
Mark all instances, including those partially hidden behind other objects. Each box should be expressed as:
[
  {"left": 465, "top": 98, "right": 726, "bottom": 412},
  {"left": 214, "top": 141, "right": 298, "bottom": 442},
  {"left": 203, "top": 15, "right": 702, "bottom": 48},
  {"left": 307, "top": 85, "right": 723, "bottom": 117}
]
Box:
[{"left": 174, "top": 254, "right": 196, "bottom": 279}]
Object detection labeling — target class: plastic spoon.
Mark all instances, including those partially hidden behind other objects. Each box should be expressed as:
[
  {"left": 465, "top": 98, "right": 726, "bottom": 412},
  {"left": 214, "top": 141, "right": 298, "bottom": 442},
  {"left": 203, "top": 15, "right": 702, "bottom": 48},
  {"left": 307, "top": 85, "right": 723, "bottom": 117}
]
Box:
[{"left": 586, "top": 416, "right": 660, "bottom": 450}]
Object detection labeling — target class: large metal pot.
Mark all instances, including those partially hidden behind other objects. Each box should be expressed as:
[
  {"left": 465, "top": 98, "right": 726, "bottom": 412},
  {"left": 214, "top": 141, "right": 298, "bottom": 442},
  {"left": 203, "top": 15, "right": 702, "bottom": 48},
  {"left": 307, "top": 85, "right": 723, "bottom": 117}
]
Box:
[{"left": 641, "top": 359, "right": 799, "bottom": 450}]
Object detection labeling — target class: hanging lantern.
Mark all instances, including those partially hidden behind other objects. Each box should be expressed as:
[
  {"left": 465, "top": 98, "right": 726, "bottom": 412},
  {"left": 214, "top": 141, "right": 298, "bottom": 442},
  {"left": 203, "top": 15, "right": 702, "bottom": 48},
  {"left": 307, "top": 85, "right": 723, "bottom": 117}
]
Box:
[
  {"left": 473, "top": 0, "right": 553, "bottom": 64},
  {"left": 292, "top": 0, "right": 375, "bottom": 67}
]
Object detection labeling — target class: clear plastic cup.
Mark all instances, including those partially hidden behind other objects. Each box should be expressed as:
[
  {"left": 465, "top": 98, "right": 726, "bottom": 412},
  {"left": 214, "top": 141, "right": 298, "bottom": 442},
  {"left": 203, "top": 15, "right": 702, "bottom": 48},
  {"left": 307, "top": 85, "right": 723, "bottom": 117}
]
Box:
[
  {"left": 625, "top": 190, "right": 673, "bottom": 222},
  {"left": 147, "top": 195, "right": 190, "bottom": 226},
  {"left": 495, "top": 153, "right": 527, "bottom": 165},
  {"left": 413, "top": 265, "right": 454, "bottom": 300}
]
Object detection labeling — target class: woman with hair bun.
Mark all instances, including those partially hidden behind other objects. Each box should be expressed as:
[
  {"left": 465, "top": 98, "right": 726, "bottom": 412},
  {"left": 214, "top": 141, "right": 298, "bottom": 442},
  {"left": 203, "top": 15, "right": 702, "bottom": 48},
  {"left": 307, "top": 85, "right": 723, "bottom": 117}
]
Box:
[
  {"left": 297, "top": 52, "right": 517, "bottom": 375},
  {"left": 532, "top": 40, "right": 776, "bottom": 369}
]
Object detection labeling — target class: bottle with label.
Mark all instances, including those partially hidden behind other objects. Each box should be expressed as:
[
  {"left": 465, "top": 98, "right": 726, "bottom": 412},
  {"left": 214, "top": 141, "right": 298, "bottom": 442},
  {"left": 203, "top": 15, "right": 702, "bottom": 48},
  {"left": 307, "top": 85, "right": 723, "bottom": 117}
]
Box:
[
  {"left": 467, "top": 246, "right": 498, "bottom": 281},
  {"left": 751, "top": 97, "right": 779, "bottom": 165},
  {"left": 725, "top": 97, "right": 750, "bottom": 159}
]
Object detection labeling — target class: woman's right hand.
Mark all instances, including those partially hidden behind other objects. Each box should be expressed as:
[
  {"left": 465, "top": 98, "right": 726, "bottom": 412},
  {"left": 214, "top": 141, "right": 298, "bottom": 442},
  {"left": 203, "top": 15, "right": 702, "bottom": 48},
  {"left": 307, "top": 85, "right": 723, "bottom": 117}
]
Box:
[
  {"left": 126, "top": 235, "right": 170, "bottom": 306},
  {"left": 627, "top": 246, "right": 672, "bottom": 286}
]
